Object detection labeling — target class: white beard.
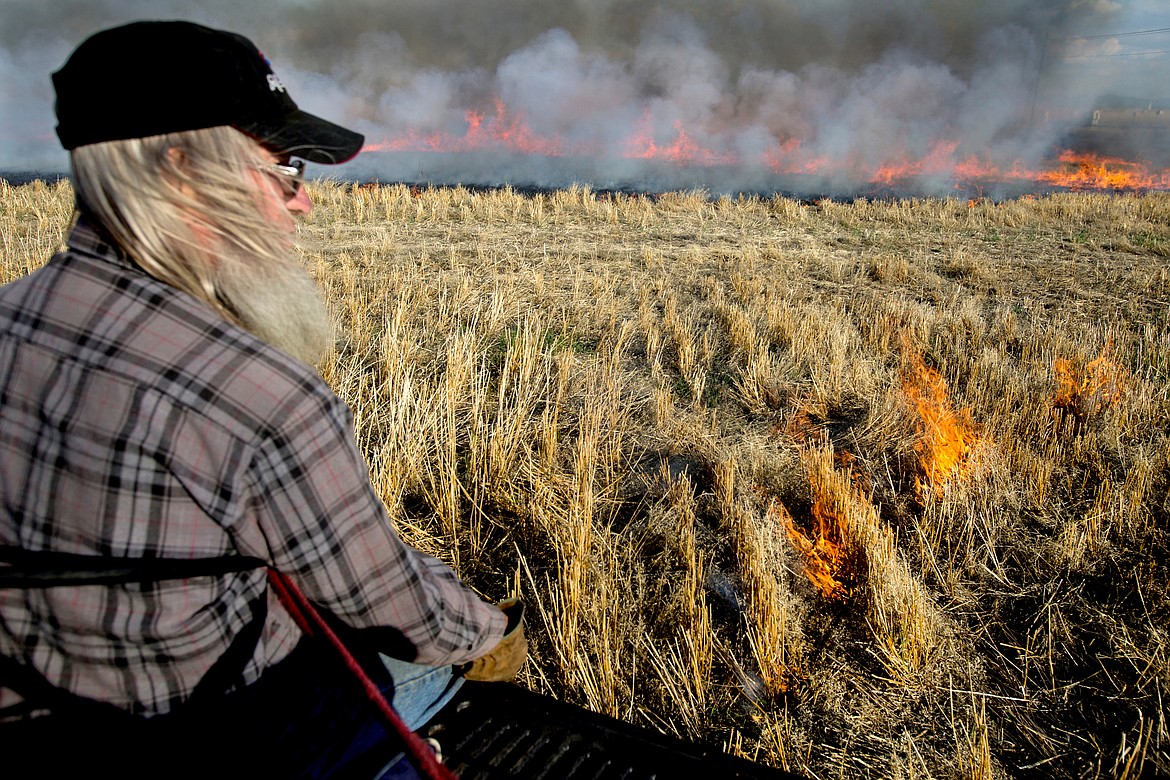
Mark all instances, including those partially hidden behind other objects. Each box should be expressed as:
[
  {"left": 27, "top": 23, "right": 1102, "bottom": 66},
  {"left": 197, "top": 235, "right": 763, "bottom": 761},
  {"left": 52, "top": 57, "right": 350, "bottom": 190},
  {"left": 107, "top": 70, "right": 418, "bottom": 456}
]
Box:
[{"left": 217, "top": 259, "right": 335, "bottom": 367}]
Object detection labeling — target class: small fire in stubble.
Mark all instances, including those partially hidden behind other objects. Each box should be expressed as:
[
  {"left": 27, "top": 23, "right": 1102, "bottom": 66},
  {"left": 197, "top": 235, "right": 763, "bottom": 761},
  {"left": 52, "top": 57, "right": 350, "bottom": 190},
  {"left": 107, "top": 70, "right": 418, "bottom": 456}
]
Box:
[
  {"left": 772, "top": 488, "right": 852, "bottom": 602},
  {"left": 771, "top": 409, "right": 868, "bottom": 602},
  {"left": 901, "top": 345, "right": 982, "bottom": 500},
  {"left": 1053, "top": 346, "right": 1125, "bottom": 426}
]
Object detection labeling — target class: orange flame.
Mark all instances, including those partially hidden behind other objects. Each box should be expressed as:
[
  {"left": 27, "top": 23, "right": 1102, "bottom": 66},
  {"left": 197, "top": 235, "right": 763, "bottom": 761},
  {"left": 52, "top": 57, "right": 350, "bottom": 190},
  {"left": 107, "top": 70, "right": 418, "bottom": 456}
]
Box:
[
  {"left": 902, "top": 348, "right": 980, "bottom": 498},
  {"left": 1053, "top": 349, "right": 1125, "bottom": 424},
  {"left": 463, "top": 98, "right": 568, "bottom": 156},
  {"left": 776, "top": 484, "right": 852, "bottom": 601},
  {"left": 769, "top": 417, "right": 865, "bottom": 601},
  {"left": 1038, "top": 151, "right": 1170, "bottom": 191},
  {"left": 764, "top": 139, "right": 830, "bottom": 175},
  {"left": 624, "top": 113, "right": 739, "bottom": 167},
  {"left": 870, "top": 140, "right": 961, "bottom": 185}
]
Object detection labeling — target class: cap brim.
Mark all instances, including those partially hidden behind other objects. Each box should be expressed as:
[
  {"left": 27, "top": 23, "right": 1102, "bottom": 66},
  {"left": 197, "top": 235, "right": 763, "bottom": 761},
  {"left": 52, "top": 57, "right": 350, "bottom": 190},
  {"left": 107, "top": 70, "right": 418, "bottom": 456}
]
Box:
[{"left": 238, "top": 109, "right": 364, "bottom": 164}]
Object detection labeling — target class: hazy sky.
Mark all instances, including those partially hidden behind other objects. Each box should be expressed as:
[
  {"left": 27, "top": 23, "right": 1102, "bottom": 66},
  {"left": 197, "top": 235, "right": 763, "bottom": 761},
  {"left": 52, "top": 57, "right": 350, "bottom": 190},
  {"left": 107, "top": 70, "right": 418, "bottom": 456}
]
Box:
[{"left": 1, "top": 0, "right": 1167, "bottom": 180}]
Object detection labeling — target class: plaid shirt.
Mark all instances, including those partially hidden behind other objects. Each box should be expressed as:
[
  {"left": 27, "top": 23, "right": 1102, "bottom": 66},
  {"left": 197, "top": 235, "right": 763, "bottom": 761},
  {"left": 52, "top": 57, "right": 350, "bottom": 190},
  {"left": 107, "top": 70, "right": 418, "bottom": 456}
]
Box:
[{"left": 0, "top": 220, "right": 504, "bottom": 717}]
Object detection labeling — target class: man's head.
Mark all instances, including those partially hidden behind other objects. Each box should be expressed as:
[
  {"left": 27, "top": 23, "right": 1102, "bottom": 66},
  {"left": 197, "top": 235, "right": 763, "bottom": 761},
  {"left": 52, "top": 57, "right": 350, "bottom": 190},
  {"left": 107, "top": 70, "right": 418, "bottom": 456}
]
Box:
[{"left": 52, "top": 21, "right": 363, "bottom": 366}]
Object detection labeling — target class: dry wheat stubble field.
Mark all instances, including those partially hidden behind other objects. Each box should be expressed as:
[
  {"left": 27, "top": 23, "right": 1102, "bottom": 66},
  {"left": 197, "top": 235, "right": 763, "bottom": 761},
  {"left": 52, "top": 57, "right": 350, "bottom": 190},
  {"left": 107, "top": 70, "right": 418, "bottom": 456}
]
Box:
[{"left": 3, "top": 177, "right": 1169, "bottom": 778}]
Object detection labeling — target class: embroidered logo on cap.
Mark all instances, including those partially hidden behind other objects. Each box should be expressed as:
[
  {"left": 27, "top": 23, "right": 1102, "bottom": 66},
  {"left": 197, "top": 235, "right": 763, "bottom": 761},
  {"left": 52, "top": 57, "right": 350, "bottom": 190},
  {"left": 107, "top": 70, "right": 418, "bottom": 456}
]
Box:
[{"left": 256, "top": 50, "right": 287, "bottom": 93}]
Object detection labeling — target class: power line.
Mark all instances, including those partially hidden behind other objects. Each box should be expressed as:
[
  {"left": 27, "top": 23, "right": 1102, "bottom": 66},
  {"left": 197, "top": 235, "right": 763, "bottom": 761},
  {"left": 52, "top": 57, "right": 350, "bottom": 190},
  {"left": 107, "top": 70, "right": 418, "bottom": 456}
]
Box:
[
  {"left": 1063, "top": 48, "right": 1170, "bottom": 59},
  {"left": 1055, "top": 26, "right": 1170, "bottom": 41}
]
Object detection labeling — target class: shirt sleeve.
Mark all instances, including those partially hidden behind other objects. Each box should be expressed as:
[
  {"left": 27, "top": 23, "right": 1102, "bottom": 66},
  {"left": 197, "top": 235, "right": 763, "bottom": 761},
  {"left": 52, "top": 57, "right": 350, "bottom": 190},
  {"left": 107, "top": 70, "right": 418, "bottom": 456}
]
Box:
[{"left": 237, "top": 380, "right": 506, "bottom": 666}]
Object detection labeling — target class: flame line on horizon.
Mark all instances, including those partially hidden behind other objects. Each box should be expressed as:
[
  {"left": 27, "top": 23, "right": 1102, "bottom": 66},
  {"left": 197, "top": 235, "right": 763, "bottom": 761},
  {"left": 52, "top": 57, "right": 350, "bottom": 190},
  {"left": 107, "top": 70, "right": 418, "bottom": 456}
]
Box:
[{"left": 361, "top": 101, "right": 1170, "bottom": 192}]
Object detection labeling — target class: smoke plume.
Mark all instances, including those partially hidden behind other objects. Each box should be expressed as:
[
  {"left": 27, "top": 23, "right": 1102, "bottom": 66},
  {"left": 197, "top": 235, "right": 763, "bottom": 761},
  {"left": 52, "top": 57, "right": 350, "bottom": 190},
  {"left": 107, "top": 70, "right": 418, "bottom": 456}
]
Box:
[{"left": 1, "top": 0, "right": 1162, "bottom": 194}]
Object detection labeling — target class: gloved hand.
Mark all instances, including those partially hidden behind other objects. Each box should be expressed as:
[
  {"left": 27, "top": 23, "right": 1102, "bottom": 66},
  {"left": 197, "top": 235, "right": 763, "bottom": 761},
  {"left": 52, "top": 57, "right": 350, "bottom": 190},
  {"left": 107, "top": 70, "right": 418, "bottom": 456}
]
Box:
[{"left": 459, "top": 598, "right": 526, "bottom": 682}]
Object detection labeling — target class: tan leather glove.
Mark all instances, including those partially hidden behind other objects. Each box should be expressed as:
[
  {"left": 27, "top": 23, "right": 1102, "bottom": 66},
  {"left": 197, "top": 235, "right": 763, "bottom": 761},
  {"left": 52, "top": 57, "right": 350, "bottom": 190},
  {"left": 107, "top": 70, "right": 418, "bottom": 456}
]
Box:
[{"left": 459, "top": 598, "right": 526, "bottom": 682}]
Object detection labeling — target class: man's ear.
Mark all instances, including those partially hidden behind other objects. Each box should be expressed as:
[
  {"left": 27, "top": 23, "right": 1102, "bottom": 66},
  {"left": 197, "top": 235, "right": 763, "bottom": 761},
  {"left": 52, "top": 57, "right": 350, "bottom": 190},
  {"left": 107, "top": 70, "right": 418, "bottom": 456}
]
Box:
[
  {"left": 164, "top": 145, "right": 188, "bottom": 170},
  {"left": 162, "top": 146, "right": 197, "bottom": 201}
]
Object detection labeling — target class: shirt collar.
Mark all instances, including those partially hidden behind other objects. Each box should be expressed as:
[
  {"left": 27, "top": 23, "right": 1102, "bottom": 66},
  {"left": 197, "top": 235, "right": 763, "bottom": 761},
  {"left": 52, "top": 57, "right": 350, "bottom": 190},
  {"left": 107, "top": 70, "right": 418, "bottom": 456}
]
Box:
[{"left": 66, "top": 216, "right": 139, "bottom": 270}]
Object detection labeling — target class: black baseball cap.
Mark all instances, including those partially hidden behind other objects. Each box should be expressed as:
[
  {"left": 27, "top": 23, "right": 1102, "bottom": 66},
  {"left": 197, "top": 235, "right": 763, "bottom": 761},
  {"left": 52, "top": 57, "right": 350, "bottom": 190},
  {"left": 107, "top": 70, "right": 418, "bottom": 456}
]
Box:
[{"left": 52, "top": 20, "right": 364, "bottom": 164}]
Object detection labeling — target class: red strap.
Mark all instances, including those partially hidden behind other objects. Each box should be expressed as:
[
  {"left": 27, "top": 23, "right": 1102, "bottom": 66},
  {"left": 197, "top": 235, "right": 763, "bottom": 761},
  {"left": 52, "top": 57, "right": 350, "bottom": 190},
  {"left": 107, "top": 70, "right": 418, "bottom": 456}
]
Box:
[{"left": 266, "top": 569, "right": 459, "bottom": 780}]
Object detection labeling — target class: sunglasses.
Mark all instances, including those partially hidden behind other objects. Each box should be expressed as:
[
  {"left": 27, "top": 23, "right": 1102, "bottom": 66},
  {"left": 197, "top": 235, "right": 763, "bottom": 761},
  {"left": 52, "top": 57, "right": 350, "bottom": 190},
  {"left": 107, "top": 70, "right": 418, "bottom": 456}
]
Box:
[{"left": 259, "top": 158, "right": 306, "bottom": 199}]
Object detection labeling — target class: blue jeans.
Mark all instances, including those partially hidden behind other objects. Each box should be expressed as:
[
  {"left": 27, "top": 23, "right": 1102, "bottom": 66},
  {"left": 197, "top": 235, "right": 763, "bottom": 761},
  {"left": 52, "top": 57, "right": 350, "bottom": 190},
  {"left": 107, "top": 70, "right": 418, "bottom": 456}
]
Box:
[
  {"left": 379, "top": 654, "right": 465, "bottom": 730},
  {"left": 368, "top": 656, "right": 464, "bottom": 779}
]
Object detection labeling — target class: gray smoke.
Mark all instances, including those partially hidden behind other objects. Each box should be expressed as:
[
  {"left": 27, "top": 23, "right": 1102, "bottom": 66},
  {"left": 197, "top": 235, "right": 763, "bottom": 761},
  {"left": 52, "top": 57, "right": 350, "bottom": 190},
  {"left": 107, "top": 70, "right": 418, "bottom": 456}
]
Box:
[{"left": 1, "top": 0, "right": 1162, "bottom": 194}]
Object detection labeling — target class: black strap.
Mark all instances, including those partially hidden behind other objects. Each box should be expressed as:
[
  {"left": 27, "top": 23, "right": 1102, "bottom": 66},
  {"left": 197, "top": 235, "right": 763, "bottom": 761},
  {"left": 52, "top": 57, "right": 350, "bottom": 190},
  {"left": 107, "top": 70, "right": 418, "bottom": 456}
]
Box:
[
  {"left": 0, "top": 545, "right": 267, "bottom": 588},
  {"left": 0, "top": 544, "right": 270, "bottom": 713}
]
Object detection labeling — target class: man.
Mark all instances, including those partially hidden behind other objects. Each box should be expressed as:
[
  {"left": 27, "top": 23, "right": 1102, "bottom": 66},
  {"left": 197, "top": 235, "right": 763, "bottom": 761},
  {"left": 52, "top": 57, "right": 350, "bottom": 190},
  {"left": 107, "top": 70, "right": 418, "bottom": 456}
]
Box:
[{"left": 0, "top": 20, "right": 524, "bottom": 778}]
